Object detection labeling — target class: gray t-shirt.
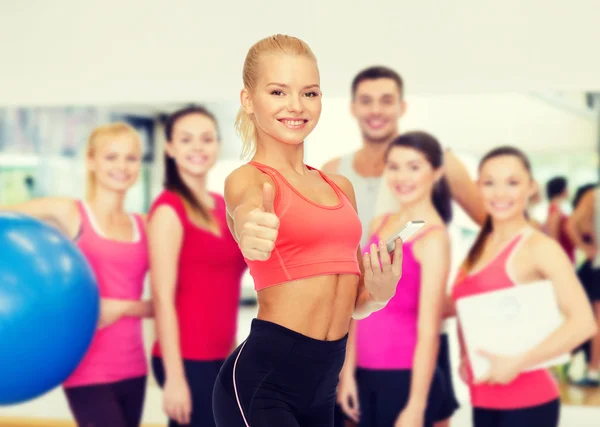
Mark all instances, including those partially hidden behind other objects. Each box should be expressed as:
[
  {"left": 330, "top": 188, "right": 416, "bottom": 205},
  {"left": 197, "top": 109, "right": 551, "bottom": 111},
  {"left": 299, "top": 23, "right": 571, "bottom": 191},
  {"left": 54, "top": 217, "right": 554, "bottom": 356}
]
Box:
[{"left": 337, "top": 153, "right": 397, "bottom": 248}]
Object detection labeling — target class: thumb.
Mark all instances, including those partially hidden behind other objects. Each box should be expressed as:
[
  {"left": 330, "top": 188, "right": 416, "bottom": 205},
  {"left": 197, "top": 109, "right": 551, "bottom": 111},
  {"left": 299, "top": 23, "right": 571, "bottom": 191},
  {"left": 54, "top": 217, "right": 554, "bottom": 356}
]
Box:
[{"left": 261, "top": 182, "right": 276, "bottom": 213}]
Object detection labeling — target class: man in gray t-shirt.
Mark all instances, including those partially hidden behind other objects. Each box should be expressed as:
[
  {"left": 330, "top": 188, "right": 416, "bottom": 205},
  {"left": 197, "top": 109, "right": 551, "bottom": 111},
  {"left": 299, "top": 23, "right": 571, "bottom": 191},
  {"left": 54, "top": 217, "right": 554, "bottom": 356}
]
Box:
[{"left": 322, "top": 67, "right": 486, "bottom": 247}]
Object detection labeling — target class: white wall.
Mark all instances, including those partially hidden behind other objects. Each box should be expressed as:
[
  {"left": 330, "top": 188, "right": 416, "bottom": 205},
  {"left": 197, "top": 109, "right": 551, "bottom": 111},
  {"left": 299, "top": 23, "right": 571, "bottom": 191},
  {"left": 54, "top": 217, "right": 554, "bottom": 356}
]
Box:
[
  {"left": 2, "top": 1, "right": 600, "bottom": 107},
  {"left": 307, "top": 92, "right": 598, "bottom": 168}
]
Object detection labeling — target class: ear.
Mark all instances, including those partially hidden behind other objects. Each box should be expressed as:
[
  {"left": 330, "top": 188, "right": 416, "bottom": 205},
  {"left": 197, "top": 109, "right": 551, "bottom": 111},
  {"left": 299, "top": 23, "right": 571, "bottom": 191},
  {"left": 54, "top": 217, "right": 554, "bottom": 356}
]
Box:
[
  {"left": 529, "top": 179, "right": 539, "bottom": 199},
  {"left": 164, "top": 142, "right": 175, "bottom": 159},
  {"left": 399, "top": 99, "right": 408, "bottom": 118},
  {"left": 240, "top": 88, "right": 254, "bottom": 115}
]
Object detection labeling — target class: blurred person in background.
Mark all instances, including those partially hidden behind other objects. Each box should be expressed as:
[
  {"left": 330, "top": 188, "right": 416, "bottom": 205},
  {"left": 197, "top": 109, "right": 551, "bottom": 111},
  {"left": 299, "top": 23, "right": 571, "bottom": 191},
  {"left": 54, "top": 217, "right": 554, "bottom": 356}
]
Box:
[
  {"left": 545, "top": 176, "right": 575, "bottom": 262},
  {"left": 149, "top": 106, "right": 247, "bottom": 427},
  {"left": 567, "top": 183, "right": 600, "bottom": 386},
  {"left": 1, "top": 122, "right": 153, "bottom": 427}
]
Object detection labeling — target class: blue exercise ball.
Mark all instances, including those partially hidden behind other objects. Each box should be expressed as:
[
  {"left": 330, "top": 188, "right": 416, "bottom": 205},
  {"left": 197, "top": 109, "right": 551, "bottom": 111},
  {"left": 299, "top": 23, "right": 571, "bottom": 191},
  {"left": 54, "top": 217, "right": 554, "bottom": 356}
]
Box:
[{"left": 0, "top": 212, "right": 99, "bottom": 405}]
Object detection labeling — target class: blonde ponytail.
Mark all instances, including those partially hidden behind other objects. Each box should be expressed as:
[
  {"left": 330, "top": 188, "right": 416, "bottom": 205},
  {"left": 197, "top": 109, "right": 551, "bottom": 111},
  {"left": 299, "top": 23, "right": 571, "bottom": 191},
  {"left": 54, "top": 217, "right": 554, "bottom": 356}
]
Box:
[{"left": 235, "top": 107, "right": 257, "bottom": 160}]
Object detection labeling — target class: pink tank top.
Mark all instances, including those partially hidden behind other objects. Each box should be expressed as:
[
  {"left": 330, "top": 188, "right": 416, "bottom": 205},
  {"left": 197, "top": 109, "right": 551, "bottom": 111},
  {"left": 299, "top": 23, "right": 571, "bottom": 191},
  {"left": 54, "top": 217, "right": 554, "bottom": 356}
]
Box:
[
  {"left": 63, "top": 201, "right": 149, "bottom": 388},
  {"left": 356, "top": 216, "right": 444, "bottom": 369},
  {"left": 451, "top": 230, "right": 559, "bottom": 409}
]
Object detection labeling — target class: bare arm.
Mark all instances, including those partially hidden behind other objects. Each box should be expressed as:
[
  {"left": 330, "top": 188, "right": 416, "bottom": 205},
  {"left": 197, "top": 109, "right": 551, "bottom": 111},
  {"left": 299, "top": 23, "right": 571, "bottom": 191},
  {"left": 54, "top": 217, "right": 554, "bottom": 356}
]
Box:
[
  {"left": 515, "top": 236, "right": 597, "bottom": 371},
  {"left": 444, "top": 150, "right": 487, "bottom": 226},
  {"left": 339, "top": 320, "right": 357, "bottom": 382},
  {"left": 406, "top": 229, "right": 450, "bottom": 411},
  {"left": 566, "top": 190, "right": 596, "bottom": 257},
  {"left": 98, "top": 299, "right": 154, "bottom": 329},
  {"left": 149, "top": 206, "right": 186, "bottom": 381},
  {"left": 0, "top": 197, "right": 79, "bottom": 237},
  {"left": 123, "top": 300, "right": 154, "bottom": 318},
  {"left": 546, "top": 210, "right": 560, "bottom": 241}
]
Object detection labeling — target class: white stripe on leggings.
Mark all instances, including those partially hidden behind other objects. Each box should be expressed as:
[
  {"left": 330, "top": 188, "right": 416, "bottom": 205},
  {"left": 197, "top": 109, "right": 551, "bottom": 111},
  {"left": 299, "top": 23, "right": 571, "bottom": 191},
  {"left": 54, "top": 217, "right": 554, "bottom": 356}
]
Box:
[{"left": 233, "top": 341, "right": 250, "bottom": 427}]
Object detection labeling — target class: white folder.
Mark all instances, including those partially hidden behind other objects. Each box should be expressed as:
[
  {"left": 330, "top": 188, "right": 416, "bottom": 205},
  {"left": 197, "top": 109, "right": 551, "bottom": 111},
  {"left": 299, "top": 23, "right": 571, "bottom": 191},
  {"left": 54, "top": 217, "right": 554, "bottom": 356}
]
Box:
[{"left": 456, "top": 279, "right": 570, "bottom": 380}]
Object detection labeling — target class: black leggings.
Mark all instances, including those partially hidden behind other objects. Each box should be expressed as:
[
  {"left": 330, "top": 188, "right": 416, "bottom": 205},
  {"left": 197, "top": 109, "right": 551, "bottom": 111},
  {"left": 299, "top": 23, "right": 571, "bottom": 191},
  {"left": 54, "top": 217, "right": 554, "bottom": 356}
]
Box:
[
  {"left": 434, "top": 333, "right": 460, "bottom": 421},
  {"left": 152, "top": 356, "right": 224, "bottom": 427},
  {"left": 63, "top": 376, "right": 146, "bottom": 427},
  {"left": 334, "top": 334, "right": 458, "bottom": 425},
  {"left": 213, "top": 318, "right": 347, "bottom": 427},
  {"left": 473, "top": 399, "right": 560, "bottom": 427},
  {"left": 356, "top": 368, "right": 446, "bottom": 427}
]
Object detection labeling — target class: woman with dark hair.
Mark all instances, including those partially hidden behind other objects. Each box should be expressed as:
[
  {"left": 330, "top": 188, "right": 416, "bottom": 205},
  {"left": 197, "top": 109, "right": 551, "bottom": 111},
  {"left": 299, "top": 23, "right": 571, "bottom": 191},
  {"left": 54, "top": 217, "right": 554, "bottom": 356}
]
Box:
[
  {"left": 148, "top": 106, "right": 247, "bottom": 427},
  {"left": 451, "top": 146, "right": 595, "bottom": 427},
  {"left": 337, "top": 131, "right": 456, "bottom": 427}
]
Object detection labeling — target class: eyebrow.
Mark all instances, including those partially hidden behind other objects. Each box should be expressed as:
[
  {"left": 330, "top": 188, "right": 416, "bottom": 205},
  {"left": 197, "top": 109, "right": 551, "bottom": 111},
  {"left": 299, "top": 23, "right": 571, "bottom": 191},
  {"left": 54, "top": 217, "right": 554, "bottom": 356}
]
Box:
[
  {"left": 177, "top": 129, "right": 215, "bottom": 137},
  {"left": 267, "top": 82, "right": 320, "bottom": 90},
  {"left": 358, "top": 92, "right": 396, "bottom": 99}
]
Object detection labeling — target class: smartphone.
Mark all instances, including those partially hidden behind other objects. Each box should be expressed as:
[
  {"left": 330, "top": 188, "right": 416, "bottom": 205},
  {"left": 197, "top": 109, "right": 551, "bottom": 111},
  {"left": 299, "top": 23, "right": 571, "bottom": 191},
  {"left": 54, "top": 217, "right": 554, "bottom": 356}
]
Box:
[{"left": 386, "top": 220, "right": 425, "bottom": 253}]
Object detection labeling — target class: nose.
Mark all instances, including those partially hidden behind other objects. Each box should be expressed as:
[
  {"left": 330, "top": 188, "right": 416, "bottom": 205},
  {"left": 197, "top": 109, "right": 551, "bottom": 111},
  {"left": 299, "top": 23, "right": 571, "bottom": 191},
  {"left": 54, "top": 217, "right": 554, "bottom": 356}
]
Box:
[
  {"left": 369, "top": 101, "right": 382, "bottom": 115},
  {"left": 491, "top": 185, "right": 509, "bottom": 199},
  {"left": 287, "top": 94, "right": 303, "bottom": 113},
  {"left": 394, "top": 168, "right": 411, "bottom": 181},
  {"left": 190, "top": 138, "right": 204, "bottom": 151},
  {"left": 116, "top": 158, "right": 128, "bottom": 169}
]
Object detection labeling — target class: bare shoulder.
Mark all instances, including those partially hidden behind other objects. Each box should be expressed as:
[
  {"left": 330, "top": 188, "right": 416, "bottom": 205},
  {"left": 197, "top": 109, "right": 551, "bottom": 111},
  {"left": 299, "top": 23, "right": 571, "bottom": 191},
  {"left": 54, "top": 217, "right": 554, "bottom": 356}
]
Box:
[
  {"left": 517, "top": 228, "right": 568, "bottom": 272},
  {"left": 147, "top": 204, "right": 181, "bottom": 228},
  {"left": 415, "top": 226, "right": 451, "bottom": 253},
  {"left": 55, "top": 196, "right": 80, "bottom": 218},
  {"left": 321, "top": 157, "right": 341, "bottom": 174},
  {"left": 322, "top": 171, "right": 356, "bottom": 204},
  {"left": 45, "top": 197, "right": 80, "bottom": 231},
  {"left": 526, "top": 228, "right": 563, "bottom": 257},
  {"left": 225, "top": 164, "right": 271, "bottom": 193},
  {"left": 46, "top": 197, "right": 80, "bottom": 238},
  {"left": 224, "top": 164, "right": 275, "bottom": 211},
  {"left": 324, "top": 171, "right": 353, "bottom": 193}
]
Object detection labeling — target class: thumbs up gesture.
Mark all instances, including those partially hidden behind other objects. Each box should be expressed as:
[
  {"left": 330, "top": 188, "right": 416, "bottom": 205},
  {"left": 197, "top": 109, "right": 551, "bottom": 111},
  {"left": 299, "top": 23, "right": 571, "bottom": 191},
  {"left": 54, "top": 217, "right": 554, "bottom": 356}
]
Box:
[{"left": 238, "top": 183, "right": 280, "bottom": 261}]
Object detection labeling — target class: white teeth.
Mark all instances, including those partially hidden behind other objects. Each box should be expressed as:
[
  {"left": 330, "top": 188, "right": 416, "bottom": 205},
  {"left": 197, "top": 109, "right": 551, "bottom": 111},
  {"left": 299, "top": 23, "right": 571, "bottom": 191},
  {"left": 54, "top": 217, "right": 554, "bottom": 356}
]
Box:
[{"left": 281, "top": 119, "right": 304, "bottom": 126}]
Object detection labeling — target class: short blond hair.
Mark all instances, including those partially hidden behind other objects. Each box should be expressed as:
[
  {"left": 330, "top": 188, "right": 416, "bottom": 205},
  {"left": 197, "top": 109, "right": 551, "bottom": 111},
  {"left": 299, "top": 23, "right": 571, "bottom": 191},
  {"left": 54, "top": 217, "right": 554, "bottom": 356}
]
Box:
[{"left": 235, "top": 34, "right": 317, "bottom": 159}]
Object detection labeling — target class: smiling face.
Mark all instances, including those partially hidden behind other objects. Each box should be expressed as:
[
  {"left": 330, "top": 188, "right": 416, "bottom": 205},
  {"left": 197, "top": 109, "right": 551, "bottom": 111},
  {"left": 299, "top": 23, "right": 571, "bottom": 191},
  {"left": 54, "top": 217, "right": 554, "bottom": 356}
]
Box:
[
  {"left": 241, "top": 53, "right": 322, "bottom": 147},
  {"left": 478, "top": 154, "right": 536, "bottom": 222},
  {"left": 87, "top": 131, "right": 142, "bottom": 195},
  {"left": 351, "top": 78, "right": 405, "bottom": 143},
  {"left": 166, "top": 113, "right": 220, "bottom": 178},
  {"left": 385, "top": 145, "right": 441, "bottom": 206}
]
